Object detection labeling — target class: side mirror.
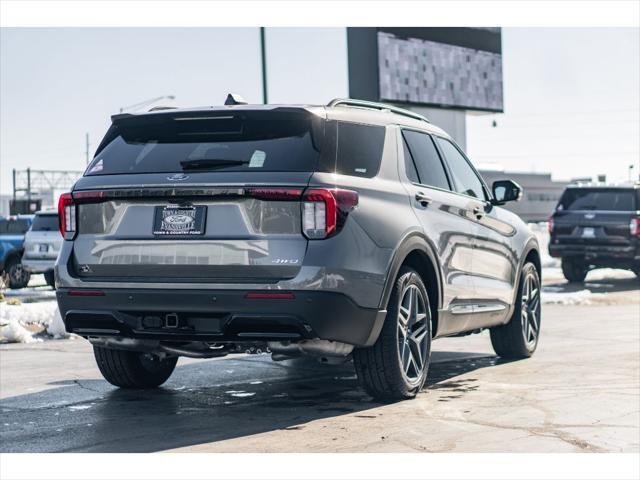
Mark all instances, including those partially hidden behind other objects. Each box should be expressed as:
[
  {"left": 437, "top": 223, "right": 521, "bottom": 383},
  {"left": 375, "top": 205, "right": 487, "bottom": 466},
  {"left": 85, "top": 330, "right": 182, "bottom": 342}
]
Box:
[{"left": 491, "top": 179, "right": 523, "bottom": 205}]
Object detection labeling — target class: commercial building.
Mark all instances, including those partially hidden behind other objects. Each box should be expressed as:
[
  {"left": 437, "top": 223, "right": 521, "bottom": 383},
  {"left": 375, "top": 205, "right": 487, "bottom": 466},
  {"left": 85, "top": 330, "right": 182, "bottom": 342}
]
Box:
[
  {"left": 346, "top": 27, "right": 564, "bottom": 222},
  {"left": 347, "top": 27, "right": 503, "bottom": 150},
  {"left": 478, "top": 168, "right": 568, "bottom": 222}
]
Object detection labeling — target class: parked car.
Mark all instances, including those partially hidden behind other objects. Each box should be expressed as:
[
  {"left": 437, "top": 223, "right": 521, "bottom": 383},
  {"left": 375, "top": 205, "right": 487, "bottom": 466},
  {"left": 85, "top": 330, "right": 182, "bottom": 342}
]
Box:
[
  {"left": 22, "top": 210, "right": 62, "bottom": 288},
  {"left": 549, "top": 183, "right": 640, "bottom": 282},
  {"left": 0, "top": 215, "right": 34, "bottom": 289},
  {"left": 55, "top": 97, "right": 541, "bottom": 400}
]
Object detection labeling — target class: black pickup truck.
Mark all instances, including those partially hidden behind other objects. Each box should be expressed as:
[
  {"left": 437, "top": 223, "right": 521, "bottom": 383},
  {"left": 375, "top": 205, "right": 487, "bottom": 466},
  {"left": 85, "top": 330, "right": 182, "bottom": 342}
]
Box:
[{"left": 548, "top": 183, "right": 640, "bottom": 282}]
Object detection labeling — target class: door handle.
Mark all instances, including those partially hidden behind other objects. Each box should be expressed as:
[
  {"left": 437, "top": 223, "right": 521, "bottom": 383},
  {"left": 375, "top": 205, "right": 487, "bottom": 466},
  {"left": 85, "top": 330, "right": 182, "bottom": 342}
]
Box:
[
  {"left": 415, "top": 192, "right": 432, "bottom": 206},
  {"left": 472, "top": 206, "right": 485, "bottom": 219}
]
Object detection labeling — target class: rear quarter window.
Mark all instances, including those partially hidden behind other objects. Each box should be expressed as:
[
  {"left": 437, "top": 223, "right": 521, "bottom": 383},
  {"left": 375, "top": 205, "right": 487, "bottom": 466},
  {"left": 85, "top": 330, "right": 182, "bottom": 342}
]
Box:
[{"left": 325, "top": 122, "right": 385, "bottom": 178}]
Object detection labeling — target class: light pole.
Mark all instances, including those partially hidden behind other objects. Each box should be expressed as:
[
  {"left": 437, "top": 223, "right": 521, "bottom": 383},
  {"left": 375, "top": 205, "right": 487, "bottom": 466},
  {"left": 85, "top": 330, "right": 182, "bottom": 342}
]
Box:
[
  {"left": 119, "top": 95, "right": 176, "bottom": 113},
  {"left": 260, "top": 27, "right": 268, "bottom": 104}
]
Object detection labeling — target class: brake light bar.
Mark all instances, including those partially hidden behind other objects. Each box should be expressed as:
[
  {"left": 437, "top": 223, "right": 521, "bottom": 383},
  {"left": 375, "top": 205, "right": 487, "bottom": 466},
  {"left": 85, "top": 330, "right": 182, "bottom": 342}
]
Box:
[
  {"left": 244, "top": 188, "right": 303, "bottom": 201},
  {"left": 302, "top": 188, "right": 358, "bottom": 239}
]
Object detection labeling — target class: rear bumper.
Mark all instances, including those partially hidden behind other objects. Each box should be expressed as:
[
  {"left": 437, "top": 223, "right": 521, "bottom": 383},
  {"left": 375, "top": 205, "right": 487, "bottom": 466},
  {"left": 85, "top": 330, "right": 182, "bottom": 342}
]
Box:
[
  {"left": 548, "top": 242, "right": 640, "bottom": 261},
  {"left": 56, "top": 288, "right": 386, "bottom": 347},
  {"left": 22, "top": 258, "right": 55, "bottom": 273}
]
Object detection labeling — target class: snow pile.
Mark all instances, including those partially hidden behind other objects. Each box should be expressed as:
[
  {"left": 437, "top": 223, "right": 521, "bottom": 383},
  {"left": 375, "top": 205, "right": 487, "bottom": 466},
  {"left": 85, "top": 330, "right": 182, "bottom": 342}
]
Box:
[
  {"left": 541, "top": 288, "right": 594, "bottom": 305},
  {"left": 0, "top": 300, "right": 68, "bottom": 343},
  {"left": 541, "top": 287, "right": 611, "bottom": 305}
]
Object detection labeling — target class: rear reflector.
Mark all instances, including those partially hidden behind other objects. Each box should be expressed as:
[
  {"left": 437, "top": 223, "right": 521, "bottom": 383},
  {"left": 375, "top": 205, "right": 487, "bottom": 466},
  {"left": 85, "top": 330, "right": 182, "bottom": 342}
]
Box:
[
  {"left": 245, "top": 293, "right": 295, "bottom": 299},
  {"left": 68, "top": 290, "right": 106, "bottom": 297}
]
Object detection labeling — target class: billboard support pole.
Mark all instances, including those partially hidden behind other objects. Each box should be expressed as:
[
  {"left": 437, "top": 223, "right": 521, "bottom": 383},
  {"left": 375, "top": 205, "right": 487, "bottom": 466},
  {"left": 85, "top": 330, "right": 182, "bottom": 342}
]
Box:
[{"left": 260, "top": 27, "right": 268, "bottom": 104}]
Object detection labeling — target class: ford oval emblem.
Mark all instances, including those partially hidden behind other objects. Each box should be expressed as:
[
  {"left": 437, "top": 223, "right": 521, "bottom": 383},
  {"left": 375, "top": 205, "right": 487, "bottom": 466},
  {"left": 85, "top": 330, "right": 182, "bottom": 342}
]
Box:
[{"left": 167, "top": 173, "right": 189, "bottom": 181}]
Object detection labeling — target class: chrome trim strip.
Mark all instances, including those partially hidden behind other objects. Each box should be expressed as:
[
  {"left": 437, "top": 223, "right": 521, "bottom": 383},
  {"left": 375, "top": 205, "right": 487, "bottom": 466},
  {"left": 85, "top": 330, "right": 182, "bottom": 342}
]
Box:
[{"left": 450, "top": 304, "right": 507, "bottom": 315}]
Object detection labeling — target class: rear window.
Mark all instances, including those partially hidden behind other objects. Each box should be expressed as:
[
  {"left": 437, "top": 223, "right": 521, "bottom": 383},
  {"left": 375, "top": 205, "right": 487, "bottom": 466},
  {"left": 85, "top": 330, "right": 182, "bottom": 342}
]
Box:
[
  {"left": 31, "top": 214, "right": 59, "bottom": 232},
  {"left": 558, "top": 189, "right": 636, "bottom": 212},
  {"left": 88, "top": 111, "right": 323, "bottom": 175}
]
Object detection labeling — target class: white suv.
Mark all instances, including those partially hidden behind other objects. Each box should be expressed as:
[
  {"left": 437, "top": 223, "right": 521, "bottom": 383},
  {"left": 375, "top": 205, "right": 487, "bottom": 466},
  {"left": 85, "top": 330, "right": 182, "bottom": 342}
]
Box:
[{"left": 22, "top": 211, "right": 61, "bottom": 288}]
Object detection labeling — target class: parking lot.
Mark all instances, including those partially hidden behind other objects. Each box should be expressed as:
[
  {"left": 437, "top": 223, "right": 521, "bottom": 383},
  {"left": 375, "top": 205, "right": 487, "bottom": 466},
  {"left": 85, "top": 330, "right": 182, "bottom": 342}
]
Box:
[{"left": 1, "top": 272, "right": 638, "bottom": 453}]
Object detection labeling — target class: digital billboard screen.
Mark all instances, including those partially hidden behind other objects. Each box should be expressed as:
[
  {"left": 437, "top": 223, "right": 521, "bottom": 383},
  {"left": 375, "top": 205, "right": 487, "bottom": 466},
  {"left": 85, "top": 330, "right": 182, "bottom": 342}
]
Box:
[{"left": 348, "top": 28, "right": 504, "bottom": 113}]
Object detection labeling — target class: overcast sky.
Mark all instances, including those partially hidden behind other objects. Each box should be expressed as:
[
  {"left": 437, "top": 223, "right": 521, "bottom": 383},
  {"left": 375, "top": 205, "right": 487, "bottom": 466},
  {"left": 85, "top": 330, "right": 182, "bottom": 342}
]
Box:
[{"left": 1, "top": 27, "right": 638, "bottom": 195}]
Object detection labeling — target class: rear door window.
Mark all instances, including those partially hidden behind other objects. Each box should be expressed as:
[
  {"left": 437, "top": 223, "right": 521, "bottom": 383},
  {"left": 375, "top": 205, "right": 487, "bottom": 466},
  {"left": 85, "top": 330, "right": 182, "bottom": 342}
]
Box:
[
  {"left": 402, "top": 130, "right": 450, "bottom": 190},
  {"left": 558, "top": 189, "right": 635, "bottom": 211},
  {"left": 88, "top": 111, "right": 323, "bottom": 175},
  {"left": 31, "top": 214, "right": 59, "bottom": 231}
]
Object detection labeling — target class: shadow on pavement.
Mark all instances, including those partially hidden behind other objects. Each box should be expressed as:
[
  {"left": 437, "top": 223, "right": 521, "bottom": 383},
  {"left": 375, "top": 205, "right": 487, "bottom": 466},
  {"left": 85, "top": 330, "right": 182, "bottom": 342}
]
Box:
[{"left": 0, "top": 351, "right": 512, "bottom": 452}]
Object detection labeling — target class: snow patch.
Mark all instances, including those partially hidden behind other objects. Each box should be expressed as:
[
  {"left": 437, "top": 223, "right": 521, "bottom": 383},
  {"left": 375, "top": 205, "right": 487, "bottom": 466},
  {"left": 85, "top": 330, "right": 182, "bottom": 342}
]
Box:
[
  {"left": 541, "top": 288, "right": 600, "bottom": 305},
  {"left": 230, "top": 392, "right": 255, "bottom": 398},
  {"left": 0, "top": 300, "right": 70, "bottom": 343}
]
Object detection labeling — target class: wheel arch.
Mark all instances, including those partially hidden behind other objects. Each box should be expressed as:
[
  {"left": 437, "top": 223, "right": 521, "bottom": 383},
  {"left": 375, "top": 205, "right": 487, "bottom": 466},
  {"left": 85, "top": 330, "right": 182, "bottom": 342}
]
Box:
[
  {"left": 510, "top": 237, "right": 542, "bottom": 312},
  {"left": 379, "top": 232, "right": 443, "bottom": 337}
]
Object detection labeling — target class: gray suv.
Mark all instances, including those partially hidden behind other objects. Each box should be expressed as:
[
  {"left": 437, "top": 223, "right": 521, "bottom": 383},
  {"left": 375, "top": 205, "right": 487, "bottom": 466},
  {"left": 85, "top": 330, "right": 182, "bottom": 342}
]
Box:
[{"left": 55, "top": 98, "right": 541, "bottom": 401}]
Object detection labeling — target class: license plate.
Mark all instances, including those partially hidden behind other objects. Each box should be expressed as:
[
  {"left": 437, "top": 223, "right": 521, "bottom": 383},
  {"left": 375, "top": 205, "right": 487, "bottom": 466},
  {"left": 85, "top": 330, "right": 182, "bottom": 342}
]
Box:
[
  {"left": 39, "top": 244, "right": 49, "bottom": 252},
  {"left": 153, "top": 205, "right": 207, "bottom": 236},
  {"left": 581, "top": 227, "right": 595, "bottom": 238}
]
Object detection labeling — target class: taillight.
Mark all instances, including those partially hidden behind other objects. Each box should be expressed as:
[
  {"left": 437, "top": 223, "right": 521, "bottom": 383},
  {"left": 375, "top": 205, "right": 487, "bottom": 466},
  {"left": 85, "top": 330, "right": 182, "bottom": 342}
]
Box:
[
  {"left": 245, "top": 188, "right": 303, "bottom": 201},
  {"left": 302, "top": 188, "right": 358, "bottom": 239},
  {"left": 547, "top": 216, "right": 554, "bottom": 234},
  {"left": 630, "top": 217, "right": 640, "bottom": 237},
  {"left": 58, "top": 193, "right": 76, "bottom": 239}
]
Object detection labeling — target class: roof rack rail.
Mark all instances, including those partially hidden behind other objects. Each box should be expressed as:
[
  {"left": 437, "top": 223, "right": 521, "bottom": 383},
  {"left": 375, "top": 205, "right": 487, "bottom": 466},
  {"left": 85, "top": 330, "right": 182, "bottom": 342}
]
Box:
[
  {"left": 327, "top": 98, "right": 430, "bottom": 123},
  {"left": 148, "top": 106, "right": 177, "bottom": 112}
]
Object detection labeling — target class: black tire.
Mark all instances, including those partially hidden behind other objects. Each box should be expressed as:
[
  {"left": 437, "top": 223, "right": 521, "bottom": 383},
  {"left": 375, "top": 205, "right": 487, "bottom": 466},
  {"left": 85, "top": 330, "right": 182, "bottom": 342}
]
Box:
[
  {"left": 353, "top": 266, "right": 432, "bottom": 401},
  {"left": 561, "top": 257, "right": 587, "bottom": 283},
  {"left": 490, "top": 262, "right": 541, "bottom": 359},
  {"left": 2, "top": 257, "right": 31, "bottom": 289},
  {"left": 93, "top": 346, "right": 178, "bottom": 388},
  {"left": 44, "top": 270, "right": 55, "bottom": 289}
]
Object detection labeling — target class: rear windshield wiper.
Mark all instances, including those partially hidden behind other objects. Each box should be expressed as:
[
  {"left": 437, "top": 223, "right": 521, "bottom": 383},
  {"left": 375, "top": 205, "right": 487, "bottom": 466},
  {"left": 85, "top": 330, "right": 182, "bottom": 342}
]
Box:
[{"left": 180, "top": 158, "right": 249, "bottom": 170}]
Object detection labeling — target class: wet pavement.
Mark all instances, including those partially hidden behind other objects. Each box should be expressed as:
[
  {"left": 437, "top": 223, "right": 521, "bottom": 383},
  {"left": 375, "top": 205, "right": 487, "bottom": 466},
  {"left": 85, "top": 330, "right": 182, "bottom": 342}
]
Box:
[{"left": 1, "top": 302, "right": 638, "bottom": 453}]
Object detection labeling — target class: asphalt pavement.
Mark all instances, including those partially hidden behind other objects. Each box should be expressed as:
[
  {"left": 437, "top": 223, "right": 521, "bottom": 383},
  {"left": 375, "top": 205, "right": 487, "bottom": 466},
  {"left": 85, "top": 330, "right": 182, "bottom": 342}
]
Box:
[{"left": 1, "top": 299, "right": 638, "bottom": 453}]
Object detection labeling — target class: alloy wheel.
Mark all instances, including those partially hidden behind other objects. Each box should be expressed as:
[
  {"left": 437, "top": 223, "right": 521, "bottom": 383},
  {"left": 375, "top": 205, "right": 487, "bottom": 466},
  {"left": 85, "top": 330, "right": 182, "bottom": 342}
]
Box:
[
  {"left": 397, "top": 284, "right": 430, "bottom": 382},
  {"left": 521, "top": 270, "right": 541, "bottom": 349}
]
